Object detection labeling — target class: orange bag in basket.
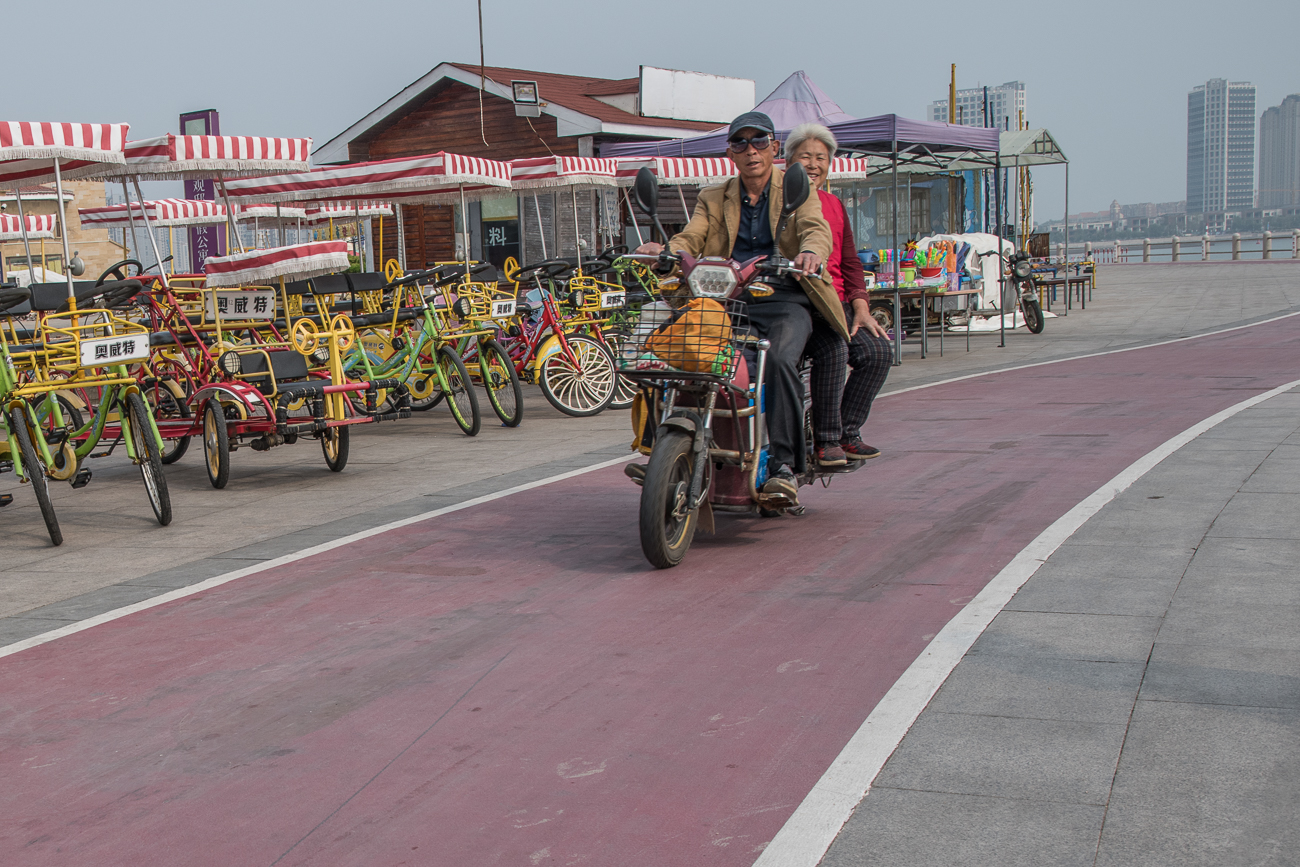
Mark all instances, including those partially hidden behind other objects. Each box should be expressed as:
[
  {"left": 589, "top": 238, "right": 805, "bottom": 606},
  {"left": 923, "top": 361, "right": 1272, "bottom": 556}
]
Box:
[{"left": 644, "top": 297, "right": 734, "bottom": 374}]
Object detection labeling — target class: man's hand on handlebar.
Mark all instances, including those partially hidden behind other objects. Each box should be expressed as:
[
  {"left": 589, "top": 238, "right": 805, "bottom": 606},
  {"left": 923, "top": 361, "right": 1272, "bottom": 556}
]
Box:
[
  {"left": 792, "top": 251, "right": 823, "bottom": 277},
  {"left": 634, "top": 242, "right": 663, "bottom": 255}
]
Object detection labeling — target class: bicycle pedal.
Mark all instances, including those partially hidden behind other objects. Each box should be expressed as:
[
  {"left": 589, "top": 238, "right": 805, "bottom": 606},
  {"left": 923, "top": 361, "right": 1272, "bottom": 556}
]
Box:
[
  {"left": 70, "top": 468, "right": 92, "bottom": 489},
  {"left": 0, "top": 493, "right": 12, "bottom": 507}
]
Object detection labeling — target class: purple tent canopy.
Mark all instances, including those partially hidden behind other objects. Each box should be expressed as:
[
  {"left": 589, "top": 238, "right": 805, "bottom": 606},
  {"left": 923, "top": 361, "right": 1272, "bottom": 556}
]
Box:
[
  {"left": 830, "top": 115, "right": 1000, "bottom": 154},
  {"left": 753, "top": 70, "right": 854, "bottom": 129},
  {"left": 601, "top": 113, "right": 1001, "bottom": 160}
]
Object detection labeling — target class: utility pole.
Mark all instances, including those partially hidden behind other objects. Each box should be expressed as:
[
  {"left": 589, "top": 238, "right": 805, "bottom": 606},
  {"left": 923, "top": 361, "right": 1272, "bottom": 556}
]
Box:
[{"left": 949, "top": 65, "right": 958, "bottom": 231}]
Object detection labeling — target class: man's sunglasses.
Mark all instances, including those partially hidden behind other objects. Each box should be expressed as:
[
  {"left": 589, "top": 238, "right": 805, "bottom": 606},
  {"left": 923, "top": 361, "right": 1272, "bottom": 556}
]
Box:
[{"left": 728, "top": 135, "right": 772, "bottom": 153}]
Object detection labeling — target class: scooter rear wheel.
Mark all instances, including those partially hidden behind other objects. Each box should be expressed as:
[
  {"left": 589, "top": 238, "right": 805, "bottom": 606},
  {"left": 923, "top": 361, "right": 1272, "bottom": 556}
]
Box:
[{"left": 639, "top": 429, "right": 698, "bottom": 568}]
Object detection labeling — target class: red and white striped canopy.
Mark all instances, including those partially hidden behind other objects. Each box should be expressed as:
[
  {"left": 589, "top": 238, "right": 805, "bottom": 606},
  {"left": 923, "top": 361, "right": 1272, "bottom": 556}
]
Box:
[
  {"left": 0, "top": 122, "right": 129, "bottom": 187},
  {"left": 614, "top": 155, "right": 880, "bottom": 187},
  {"left": 203, "top": 240, "right": 350, "bottom": 287},
  {"left": 510, "top": 156, "right": 619, "bottom": 190},
  {"left": 78, "top": 198, "right": 229, "bottom": 229},
  {"left": 236, "top": 203, "right": 308, "bottom": 221},
  {"left": 302, "top": 202, "right": 394, "bottom": 224},
  {"left": 0, "top": 213, "right": 57, "bottom": 240},
  {"left": 119, "top": 134, "right": 312, "bottom": 180},
  {"left": 649, "top": 157, "right": 738, "bottom": 186},
  {"left": 223, "top": 152, "right": 512, "bottom": 205}
]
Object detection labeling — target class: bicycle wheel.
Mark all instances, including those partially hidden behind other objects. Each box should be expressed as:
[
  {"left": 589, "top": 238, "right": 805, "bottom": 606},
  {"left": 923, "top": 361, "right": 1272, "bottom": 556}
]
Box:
[
  {"left": 202, "top": 400, "right": 230, "bottom": 490},
  {"left": 477, "top": 338, "right": 524, "bottom": 427},
  {"left": 125, "top": 392, "right": 172, "bottom": 526},
  {"left": 145, "top": 377, "right": 191, "bottom": 464},
  {"left": 437, "top": 345, "right": 482, "bottom": 436},
  {"left": 9, "top": 406, "right": 61, "bottom": 546},
  {"left": 602, "top": 331, "right": 637, "bottom": 411},
  {"left": 322, "top": 424, "right": 350, "bottom": 472},
  {"left": 539, "top": 335, "right": 616, "bottom": 417}
]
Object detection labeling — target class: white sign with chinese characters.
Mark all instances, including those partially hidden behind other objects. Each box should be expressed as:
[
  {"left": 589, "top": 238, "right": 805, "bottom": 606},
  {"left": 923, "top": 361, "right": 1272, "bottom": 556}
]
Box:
[
  {"left": 490, "top": 299, "right": 516, "bottom": 319},
  {"left": 80, "top": 334, "right": 150, "bottom": 367},
  {"left": 204, "top": 289, "right": 276, "bottom": 321},
  {"left": 599, "top": 291, "right": 625, "bottom": 310}
]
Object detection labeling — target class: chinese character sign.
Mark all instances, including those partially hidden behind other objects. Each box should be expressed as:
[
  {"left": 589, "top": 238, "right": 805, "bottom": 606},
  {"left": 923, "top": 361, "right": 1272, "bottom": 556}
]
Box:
[{"left": 185, "top": 179, "right": 226, "bottom": 272}]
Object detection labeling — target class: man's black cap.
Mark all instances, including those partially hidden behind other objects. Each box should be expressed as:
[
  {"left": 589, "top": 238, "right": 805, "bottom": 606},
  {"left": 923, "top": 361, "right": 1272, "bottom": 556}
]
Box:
[{"left": 728, "top": 111, "right": 776, "bottom": 140}]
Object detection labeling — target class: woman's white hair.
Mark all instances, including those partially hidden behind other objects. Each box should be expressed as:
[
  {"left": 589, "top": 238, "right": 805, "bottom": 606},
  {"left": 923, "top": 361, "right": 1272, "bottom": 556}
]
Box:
[{"left": 783, "top": 122, "right": 838, "bottom": 159}]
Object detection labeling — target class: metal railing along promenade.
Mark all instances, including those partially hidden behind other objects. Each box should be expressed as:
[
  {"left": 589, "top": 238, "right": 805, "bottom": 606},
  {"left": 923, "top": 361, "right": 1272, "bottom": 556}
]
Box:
[{"left": 1058, "top": 230, "right": 1300, "bottom": 264}]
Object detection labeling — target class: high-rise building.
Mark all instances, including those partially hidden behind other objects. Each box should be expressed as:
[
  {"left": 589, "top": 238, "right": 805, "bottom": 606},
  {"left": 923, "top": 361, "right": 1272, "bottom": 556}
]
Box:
[
  {"left": 929, "top": 82, "right": 1025, "bottom": 130},
  {"left": 1259, "top": 94, "right": 1300, "bottom": 208},
  {"left": 1186, "top": 79, "right": 1255, "bottom": 214}
]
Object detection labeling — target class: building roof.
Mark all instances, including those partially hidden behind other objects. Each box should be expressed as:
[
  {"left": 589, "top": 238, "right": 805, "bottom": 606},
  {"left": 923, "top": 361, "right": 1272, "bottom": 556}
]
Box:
[
  {"left": 315, "top": 62, "right": 719, "bottom": 165},
  {"left": 0, "top": 183, "right": 76, "bottom": 202}
]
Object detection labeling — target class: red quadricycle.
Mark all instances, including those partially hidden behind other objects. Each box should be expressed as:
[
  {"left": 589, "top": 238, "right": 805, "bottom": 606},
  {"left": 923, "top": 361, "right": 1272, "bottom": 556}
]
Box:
[{"left": 130, "top": 243, "right": 411, "bottom": 488}]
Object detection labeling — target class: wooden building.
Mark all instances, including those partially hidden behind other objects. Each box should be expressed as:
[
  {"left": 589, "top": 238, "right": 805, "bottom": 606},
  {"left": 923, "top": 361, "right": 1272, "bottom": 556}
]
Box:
[{"left": 315, "top": 63, "right": 718, "bottom": 270}]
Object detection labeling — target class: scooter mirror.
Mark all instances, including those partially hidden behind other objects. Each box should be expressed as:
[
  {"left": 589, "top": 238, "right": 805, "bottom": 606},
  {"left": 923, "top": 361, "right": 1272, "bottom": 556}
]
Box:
[
  {"left": 782, "top": 162, "right": 810, "bottom": 215},
  {"left": 633, "top": 167, "right": 659, "bottom": 217}
]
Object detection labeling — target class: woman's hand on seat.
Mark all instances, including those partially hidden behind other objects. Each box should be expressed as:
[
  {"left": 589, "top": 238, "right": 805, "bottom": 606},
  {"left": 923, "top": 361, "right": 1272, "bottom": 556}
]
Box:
[{"left": 850, "top": 298, "right": 886, "bottom": 338}]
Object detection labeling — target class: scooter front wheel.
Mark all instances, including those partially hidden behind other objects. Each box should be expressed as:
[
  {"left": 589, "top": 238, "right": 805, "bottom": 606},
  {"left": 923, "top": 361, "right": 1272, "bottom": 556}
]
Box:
[
  {"left": 1022, "top": 296, "right": 1044, "bottom": 334},
  {"left": 639, "top": 429, "right": 698, "bottom": 568}
]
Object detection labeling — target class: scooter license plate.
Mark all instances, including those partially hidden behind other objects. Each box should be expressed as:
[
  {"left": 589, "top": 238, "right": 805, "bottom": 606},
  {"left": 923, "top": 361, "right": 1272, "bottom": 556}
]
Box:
[
  {"left": 599, "top": 291, "right": 625, "bottom": 309},
  {"left": 491, "top": 299, "right": 516, "bottom": 318}
]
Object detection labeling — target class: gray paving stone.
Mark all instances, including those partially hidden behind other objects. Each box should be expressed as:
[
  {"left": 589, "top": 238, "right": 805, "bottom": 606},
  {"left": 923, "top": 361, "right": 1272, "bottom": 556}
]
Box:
[
  {"left": 1043, "top": 543, "right": 1197, "bottom": 580},
  {"left": 1240, "top": 453, "right": 1300, "bottom": 493},
  {"left": 872, "top": 711, "right": 1127, "bottom": 805},
  {"left": 1006, "top": 568, "right": 1181, "bottom": 617},
  {"left": 1095, "top": 700, "right": 1300, "bottom": 867},
  {"left": 0, "top": 617, "right": 61, "bottom": 645},
  {"left": 926, "top": 654, "right": 1145, "bottom": 724},
  {"left": 821, "top": 788, "right": 1104, "bottom": 867},
  {"left": 1141, "top": 644, "right": 1300, "bottom": 709},
  {"left": 119, "top": 557, "right": 256, "bottom": 589},
  {"left": 1206, "top": 492, "right": 1300, "bottom": 539},
  {"left": 1174, "top": 538, "right": 1300, "bottom": 607},
  {"left": 969, "top": 611, "right": 1162, "bottom": 663},
  {"left": 1158, "top": 598, "right": 1300, "bottom": 651},
  {"left": 17, "top": 583, "right": 173, "bottom": 623}
]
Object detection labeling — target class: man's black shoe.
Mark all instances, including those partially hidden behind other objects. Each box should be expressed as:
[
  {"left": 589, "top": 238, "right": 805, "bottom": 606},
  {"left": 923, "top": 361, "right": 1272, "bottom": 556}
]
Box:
[{"left": 761, "top": 464, "right": 799, "bottom": 507}]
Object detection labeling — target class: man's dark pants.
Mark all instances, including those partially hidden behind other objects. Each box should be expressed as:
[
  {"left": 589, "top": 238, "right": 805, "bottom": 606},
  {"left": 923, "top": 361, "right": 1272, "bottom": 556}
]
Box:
[{"left": 747, "top": 299, "right": 844, "bottom": 474}]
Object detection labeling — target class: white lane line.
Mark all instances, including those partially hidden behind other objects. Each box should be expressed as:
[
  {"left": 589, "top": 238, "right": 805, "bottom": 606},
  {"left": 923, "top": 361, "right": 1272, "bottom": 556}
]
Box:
[
  {"left": 751, "top": 377, "right": 1300, "bottom": 867},
  {"left": 877, "top": 309, "right": 1300, "bottom": 400},
  {"left": 7, "top": 310, "right": 1299, "bottom": 661},
  {"left": 0, "top": 455, "right": 630, "bottom": 661}
]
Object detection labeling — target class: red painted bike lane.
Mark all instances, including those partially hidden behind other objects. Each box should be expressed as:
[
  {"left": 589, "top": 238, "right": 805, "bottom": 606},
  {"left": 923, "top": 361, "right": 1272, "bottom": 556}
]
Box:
[{"left": 3, "top": 320, "right": 1297, "bottom": 866}]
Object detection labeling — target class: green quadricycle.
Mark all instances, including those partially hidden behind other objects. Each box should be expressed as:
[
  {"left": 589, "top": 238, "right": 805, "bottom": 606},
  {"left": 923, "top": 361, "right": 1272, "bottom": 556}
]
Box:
[{"left": 1, "top": 278, "right": 171, "bottom": 546}]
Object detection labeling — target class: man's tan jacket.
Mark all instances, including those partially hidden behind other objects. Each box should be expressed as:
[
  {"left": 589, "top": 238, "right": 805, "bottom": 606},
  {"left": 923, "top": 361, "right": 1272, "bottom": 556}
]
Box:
[{"left": 668, "top": 167, "right": 849, "bottom": 338}]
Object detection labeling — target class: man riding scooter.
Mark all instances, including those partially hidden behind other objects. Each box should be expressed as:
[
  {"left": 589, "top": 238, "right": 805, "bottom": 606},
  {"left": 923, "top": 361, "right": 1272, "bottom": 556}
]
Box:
[{"left": 635, "top": 111, "right": 851, "bottom": 507}]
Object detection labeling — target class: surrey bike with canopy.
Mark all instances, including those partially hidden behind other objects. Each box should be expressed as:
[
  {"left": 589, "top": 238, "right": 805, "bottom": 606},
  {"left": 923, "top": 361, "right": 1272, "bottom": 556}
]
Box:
[
  {"left": 622, "top": 165, "right": 864, "bottom": 568},
  {"left": 93, "top": 132, "right": 410, "bottom": 488},
  {"left": 0, "top": 121, "right": 171, "bottom": 542},
  {"left": 173, "top": 241, "right": 411, "bottom": 488}
]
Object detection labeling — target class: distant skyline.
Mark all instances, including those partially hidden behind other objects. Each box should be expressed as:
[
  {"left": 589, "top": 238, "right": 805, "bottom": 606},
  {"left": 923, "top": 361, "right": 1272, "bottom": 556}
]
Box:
[{"left": 4, "top": 0, "right": 1297, "bottom": 219}]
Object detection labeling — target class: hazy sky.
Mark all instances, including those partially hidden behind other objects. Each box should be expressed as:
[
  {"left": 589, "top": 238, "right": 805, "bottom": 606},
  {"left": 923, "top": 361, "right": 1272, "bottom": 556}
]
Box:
[{"left": 9, "top": 0, "right": 1297, "bottom": 218}]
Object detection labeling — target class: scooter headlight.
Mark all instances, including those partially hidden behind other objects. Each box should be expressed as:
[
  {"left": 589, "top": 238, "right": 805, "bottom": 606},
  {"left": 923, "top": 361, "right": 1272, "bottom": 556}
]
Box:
[
  {"left": 687, "top": 264, "right": 737, "bottom": 298},
  {"left": 1012, "top": 259, "right": 1033, "bottom": 280}
]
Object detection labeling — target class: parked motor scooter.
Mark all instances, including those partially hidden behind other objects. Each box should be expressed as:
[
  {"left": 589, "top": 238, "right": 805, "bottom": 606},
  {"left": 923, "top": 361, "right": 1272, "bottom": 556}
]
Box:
[
  {"left": 1006, "top": 250, "right": 1044, "bottom": 333},
  {"left": 621, "top": 165, "right": 864, "bottom": 568}
]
